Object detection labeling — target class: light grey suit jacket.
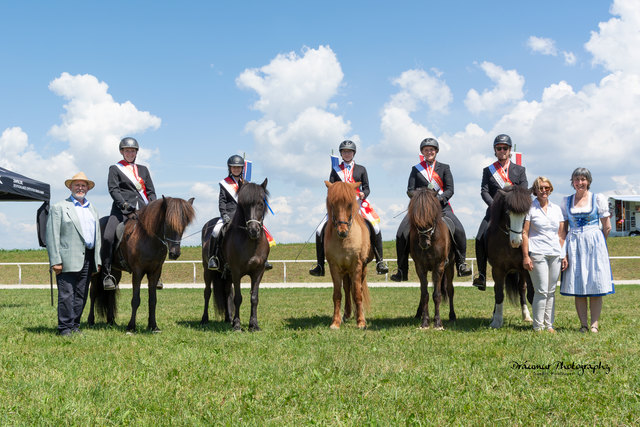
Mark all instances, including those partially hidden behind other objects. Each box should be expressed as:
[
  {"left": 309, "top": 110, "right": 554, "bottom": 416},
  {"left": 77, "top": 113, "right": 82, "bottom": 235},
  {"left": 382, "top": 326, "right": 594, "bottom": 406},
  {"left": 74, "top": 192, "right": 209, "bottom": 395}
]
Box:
[{"left": 46, "top": 197, "right": 101, "bottom": 273}]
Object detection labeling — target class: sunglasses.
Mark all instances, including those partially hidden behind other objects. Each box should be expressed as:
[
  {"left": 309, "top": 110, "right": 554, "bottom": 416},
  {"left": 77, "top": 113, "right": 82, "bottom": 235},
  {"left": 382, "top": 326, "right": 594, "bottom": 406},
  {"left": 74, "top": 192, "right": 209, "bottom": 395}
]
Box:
[
  {"left": 495, "top": 146, "right": 510, "bottom": 152},
  {"left": 538, "top": 186, "right": 551, "bottom": 191}
]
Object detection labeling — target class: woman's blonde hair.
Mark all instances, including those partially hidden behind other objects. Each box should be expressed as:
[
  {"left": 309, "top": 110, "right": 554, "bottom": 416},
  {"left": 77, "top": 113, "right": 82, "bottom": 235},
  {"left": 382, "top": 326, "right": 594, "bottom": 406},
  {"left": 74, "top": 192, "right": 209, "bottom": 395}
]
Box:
[{"left": 531, "top": 176, "right": 553, "bottom": 196}]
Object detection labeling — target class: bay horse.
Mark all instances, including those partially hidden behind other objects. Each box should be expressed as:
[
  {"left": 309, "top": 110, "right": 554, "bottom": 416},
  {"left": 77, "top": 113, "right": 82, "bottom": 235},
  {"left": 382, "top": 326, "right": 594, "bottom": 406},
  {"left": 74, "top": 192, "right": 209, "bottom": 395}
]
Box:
[
  {"left": 486, "top": 185, "right": 534, "bottom": 328},
  {"left": 200, "top": 179, "right": 270, "bottom": 332},
  {"left": 324, "top": 180, "right": 372, "bottom": 330},
  {"left": 409, "top": 188, "right": 455, "bottom": 330},
  {"left": 88, "top": 196, "right": 195, "bottom": 332}
]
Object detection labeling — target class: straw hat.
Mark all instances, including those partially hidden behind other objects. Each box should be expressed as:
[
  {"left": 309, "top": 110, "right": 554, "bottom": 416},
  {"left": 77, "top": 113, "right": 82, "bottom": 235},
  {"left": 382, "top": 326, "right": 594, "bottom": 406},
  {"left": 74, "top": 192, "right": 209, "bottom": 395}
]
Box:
[{"left": 65, "top": 172, "right": 95, "bottom": 190}]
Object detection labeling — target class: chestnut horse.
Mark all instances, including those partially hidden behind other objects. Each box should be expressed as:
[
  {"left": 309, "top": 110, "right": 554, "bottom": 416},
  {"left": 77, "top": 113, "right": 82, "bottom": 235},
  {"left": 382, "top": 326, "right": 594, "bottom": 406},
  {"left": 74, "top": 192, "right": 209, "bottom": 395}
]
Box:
[
  {"left": 486, "top": 185, "right": 534, "bottom": 328},
  {"left": 409, "top": 188, "right": 456, "bottom": 329},
  {"left": 88, "top": 196, "right": 195, "bottom": 332},
  {"left": 200, "top": 179, "right": 270, "bottom": 332},
  {"left": 324, "top": 180, "right": 372, "bottom": 329}
]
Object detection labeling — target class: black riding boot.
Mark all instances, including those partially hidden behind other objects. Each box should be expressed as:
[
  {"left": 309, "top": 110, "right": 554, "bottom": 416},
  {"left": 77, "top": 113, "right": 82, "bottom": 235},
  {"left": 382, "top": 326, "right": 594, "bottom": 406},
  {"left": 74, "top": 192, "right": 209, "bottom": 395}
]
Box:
[
  {"left": 472, "top": 234, "right": 487, "bottom": 290},
  {"left": 309, "top": 233, "right": 325, "bottom": 276},
  {"left": 101, "top": 217, "right": 118, "bottom": 291},
  {"left": 373, "top": 231, "right": 389, "bottom": 274},
  {"left": 390, "top": 232, "right": 409, "bottom": 282},
  {"left": 207, "top": 233, "right": 221, "bottom": 271}
]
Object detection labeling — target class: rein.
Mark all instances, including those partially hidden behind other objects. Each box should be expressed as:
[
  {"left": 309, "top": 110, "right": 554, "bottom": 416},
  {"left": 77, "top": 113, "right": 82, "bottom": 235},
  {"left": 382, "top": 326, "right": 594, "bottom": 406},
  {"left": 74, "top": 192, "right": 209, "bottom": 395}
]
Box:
[{"left": 417, "top": 225, "right": 436, "bottom": 250}]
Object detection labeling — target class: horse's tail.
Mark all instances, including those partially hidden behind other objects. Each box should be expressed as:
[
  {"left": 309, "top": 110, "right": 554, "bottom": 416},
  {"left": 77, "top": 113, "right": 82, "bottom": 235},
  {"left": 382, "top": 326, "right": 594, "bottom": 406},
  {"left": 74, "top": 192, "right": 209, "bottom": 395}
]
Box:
[
  {"left": 505, "top": 272, "right": 522, "bottom": 305},
  {"left": 92, "top": 270, "right": 119, "bottom": 321},
  {"left": 440, "top": 270, "right": 449, "bottom": 303},
  {"left": 211, "top": 272, "right": 228, "bottom": 316}
]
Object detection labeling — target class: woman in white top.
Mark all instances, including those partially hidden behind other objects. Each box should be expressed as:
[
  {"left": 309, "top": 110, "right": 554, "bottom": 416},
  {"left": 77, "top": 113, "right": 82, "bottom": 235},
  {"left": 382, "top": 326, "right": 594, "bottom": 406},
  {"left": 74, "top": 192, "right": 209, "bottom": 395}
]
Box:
[
  {"left": 560, "top": 167, "right": 614, "bottom": 333},
  {"left": 522, "top": 177, "right": 565, "bottom": 332}
]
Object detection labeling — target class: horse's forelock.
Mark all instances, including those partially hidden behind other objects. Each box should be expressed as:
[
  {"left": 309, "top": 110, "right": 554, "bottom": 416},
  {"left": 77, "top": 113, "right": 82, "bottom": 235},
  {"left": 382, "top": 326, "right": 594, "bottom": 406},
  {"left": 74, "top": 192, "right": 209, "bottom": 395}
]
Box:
[
  {"left": 503, "top": 186, "right": 532, "bottom": 214},
  {"left": 238, "top": 182, "right": 268, "bottom": 207},
  {"left": 138, "top": 197, "right": 195, "bottom": 234},
  {"left": 409, "top": 188, "right": 440, "bottom": 229},
  {"left": 327, "top": 181, "right": 359, "bottom": 214}
]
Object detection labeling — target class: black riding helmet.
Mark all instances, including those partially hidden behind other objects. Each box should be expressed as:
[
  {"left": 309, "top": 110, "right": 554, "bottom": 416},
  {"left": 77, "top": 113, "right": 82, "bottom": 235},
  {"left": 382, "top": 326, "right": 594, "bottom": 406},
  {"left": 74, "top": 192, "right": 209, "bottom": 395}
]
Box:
[
  {"left": 119, "top": 137, "right": 139, "bottom": 151},
  {"left": 339, "top": 140, "right": 356, "bottom": 154},
  {"left": 493, "top": 134, "right": 512, "bottom": 148},
  {"left": 227, "top": 155, "right": 244, "bottom": 176},
  {"left": 419, "top": 138, "right": 439, "bottom": 152}
]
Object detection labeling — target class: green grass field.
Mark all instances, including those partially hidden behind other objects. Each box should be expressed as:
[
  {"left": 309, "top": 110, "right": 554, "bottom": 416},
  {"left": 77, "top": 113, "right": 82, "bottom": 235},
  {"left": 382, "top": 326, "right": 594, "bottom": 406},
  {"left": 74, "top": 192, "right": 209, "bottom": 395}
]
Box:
[
  {"left": 1, "top": 237, "right": 639, "bottom": 285},
  {"left": 0, "top": 285, "right": 639, "bottom": 424}
]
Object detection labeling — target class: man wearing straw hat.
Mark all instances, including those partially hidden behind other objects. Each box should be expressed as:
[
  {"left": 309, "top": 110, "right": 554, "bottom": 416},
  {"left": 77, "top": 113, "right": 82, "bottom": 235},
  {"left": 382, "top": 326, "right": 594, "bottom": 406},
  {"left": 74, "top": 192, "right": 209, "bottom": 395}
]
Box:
[{"left": 46, "top": 172, "right": 101, "bottom": 336}]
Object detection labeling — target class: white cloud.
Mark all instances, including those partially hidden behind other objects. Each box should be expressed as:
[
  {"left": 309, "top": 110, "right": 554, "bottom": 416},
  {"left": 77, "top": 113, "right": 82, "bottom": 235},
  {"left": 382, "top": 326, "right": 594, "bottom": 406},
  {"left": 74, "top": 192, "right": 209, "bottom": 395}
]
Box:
[
  {"left": 528, "top": 36, "right": 558, "bottom": 56},
  {"left": 236, "top": 45, "right": 344, "bottom": 124},
  {"left": 464, "top": 62, "right": 525, "bottom": 114},
  {"left": 389, "top": 69, "right": 452, "bottom": 113},
  {"left": 563, "top": 51, "right": 577, "bottom": 65},
  {"left": 585, "top": 0, "right": 640, "bottom": 73}
]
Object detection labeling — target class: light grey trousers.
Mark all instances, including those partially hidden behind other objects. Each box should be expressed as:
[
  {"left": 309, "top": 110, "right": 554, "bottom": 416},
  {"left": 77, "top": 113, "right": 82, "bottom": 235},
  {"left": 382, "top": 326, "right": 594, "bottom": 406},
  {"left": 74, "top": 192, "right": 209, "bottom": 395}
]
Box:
[{"left": 529, "top": 253, "right": 561, "bottom": 330}]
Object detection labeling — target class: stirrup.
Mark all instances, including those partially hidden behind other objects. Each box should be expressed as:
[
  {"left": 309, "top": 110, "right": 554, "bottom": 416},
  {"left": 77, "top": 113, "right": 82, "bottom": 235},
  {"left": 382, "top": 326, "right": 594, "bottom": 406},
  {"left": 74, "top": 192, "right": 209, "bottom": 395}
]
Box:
[
  {"left": 207, "top": 256, "right": 220, "bottom": 271},
  {"left": 472, "top": 273, "right": 486, "bottom": 291},
  {"left": 457, "top": 262, "right": 472, "bottom": 277},
  {"left": 376, "top": 261, "right": 389, "bottom": 275},
  {"left": 103, "top": 274, "right": 117, "bottom": 291}
]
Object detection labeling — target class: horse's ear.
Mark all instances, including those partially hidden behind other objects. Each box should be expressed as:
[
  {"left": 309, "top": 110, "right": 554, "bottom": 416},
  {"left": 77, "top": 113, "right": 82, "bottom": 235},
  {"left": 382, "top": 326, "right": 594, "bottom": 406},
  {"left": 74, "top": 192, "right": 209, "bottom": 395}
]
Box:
[
  {"left": 351, "top": 182, "right": 361, "bottom": 190},
  {"left": 497, "top": 189, "right": 506, "bottom": 197},
  {"left": 188, "top": 197, "right": 194, "bottom": 205},
  {"left": 162, "top": 195, "right": 167, "bottom": 204},
  {"left": 324, "top": 180, "right": 333, "bottom": 189},
  {"left": 261, "top": 178, "right": 268, "bottom": 189}
]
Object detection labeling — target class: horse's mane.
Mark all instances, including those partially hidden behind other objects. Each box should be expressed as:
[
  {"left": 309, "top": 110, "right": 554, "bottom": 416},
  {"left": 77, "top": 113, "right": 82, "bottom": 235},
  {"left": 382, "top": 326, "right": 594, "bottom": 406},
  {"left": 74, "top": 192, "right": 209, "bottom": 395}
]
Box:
[
  {"left": 326, "top": 181, "right": 359, "bottom": 214},
  {"left": 488, "top": 186, "right": 531, "bottom": 231},
  {"left": 138, "top": 197, "right": 196, "bottom": 234},
  {"left": 238, "top": 182, "right": 269, "bottom": 206},
  {"left": 408, "top": 188, "right": 442, "bottom": 229}
]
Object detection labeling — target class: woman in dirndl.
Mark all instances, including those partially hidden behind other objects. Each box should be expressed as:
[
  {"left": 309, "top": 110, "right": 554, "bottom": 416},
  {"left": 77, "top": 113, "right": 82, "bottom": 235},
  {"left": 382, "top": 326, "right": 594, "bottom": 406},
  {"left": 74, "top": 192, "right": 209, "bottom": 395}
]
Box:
[{"left": 560, "top": 167, "right": 614, "bottom": 333}]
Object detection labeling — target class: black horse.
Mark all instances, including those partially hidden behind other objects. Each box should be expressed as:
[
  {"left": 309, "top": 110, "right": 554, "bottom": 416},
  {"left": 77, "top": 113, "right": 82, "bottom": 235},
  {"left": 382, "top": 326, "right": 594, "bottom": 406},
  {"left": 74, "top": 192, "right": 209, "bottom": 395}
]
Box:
[
  {"left": 201, "top": 179, "right": 270, "bottom": 331},
  {"left": 486, "top": 185, "right": 534, "bottom": 328},
  {"left": 409, "top": 188, "right": 456, "bottom": 329},
  {"left": 88, "top": 196, "right": 195, "bottom": 332}
]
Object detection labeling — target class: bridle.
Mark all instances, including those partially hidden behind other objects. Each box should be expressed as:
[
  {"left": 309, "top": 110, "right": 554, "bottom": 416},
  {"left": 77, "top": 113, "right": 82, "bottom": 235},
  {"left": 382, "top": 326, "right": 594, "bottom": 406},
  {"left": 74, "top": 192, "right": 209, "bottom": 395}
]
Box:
[
  {"left": 417, "top": 225, "right": 436, "bottom": 250},
  {"left": 332, "top": 213, "right": 353, "bottom": 231}
]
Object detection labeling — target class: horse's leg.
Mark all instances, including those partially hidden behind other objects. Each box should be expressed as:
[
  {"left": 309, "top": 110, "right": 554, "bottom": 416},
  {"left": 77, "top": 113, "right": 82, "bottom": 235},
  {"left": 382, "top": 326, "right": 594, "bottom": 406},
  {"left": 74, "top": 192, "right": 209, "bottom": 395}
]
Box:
[
  {"left": 147, "top": 269, "right": 161, "bottom": 332},
  {"left": 201, "top": 270, "right": 212, "bottom": 325},
  {"left": 342, "top": 274, "right": 352, "bottom": 322},
  {"left": 414, "top": 262, "right": 430, "bottom": 328},
  {"left": 248, "top": 269, "right": 265, "bottom": 332},
  {"left": 352, "top": 263, "right": 366, "bottom": 330},
  {"left": 431, "top": 266, "right": 444, "bottom": 330},
  {"left": 329, "top": 267, "right": 343, "bottom": 330},
  {"left": 490, "top": 269, "right": 505, "bottom": 329},
  {"left": 446, "top": 264, "right": 456, "bottom": 323},
  {"left": 520, "top": 273, "right": 533, "bottom": 323},
  {"left": 231, "top": 276, "right": 243, "bottom": 331},
  {"left": 127, "top": 272, "right": 143, "bottom": 332}
]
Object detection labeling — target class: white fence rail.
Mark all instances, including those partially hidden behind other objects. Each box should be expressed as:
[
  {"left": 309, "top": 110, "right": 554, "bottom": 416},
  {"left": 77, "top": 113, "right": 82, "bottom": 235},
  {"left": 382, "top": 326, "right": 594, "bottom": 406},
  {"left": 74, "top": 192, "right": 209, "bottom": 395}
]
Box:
[{"left": 2, "top": 257, "right": 640, "bottom": 285}]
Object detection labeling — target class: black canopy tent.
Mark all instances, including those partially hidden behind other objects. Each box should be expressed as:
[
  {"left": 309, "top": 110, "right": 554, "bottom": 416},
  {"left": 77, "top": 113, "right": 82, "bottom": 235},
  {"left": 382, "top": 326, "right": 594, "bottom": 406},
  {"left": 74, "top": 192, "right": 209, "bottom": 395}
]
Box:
[
  {"left": 0, "top": 166, "right": 50, "bottom": 247},
  {"left": 0, "top": 167, "right": 53, "bottom": 304}
]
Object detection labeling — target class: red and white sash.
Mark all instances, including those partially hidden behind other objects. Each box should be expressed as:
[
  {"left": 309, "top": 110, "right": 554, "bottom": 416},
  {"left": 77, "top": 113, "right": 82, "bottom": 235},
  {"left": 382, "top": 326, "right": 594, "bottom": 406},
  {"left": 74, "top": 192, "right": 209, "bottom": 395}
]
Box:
[
  {"left": 488, "top": 161, "right": 513, "bottom": 188},
  {"left": 220, "top": 177, "right": 239, "bottom": 202},
  {"left": 333, "top": 161, "right": 380, "bottom": 225},
  {"left": 415, "top": 160, "right": 444, "bottom": 195},
  {"left": 116, "top": 160, "right": 149, "bottom": 204}
]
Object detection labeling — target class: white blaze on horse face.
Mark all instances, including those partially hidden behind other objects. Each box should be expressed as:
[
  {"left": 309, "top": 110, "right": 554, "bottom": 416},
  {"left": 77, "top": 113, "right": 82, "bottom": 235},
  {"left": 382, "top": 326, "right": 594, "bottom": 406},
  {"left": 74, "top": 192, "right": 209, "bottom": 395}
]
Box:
[{"left": 508, "top": 212, "right": 526, "bottom": 248}]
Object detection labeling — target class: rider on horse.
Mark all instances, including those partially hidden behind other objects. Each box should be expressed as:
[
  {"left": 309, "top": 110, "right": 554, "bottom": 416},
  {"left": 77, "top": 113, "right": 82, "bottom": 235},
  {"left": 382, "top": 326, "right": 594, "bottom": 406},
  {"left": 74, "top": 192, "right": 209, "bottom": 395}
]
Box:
[
  {"left": 207, "top": 155, "right": 273, "bottom": 271},
  {"left": 102, "top": 137, "right": 158, "bottom": 290},
  {"left": 390, "top": 138, "right": 472, "bottom": 281},
  {"left": 472, "top": 134, "right": 528, "bottom": 291},
  {"left": 309, "top": 140, "right": 389, "bottom": 276}
]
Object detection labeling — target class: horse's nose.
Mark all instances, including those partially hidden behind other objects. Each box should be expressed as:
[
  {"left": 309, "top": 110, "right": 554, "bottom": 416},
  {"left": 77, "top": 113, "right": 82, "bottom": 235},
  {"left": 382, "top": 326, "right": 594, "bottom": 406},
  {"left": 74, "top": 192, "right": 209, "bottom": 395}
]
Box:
[
  {"left": 337, "top": 230, "right": 348, "bottom": 239},
  {"left": 168, "top": 247, "right": 181, "bottom": 260},
  {"left": 510, "top": 235, "right": 522, "bottom": 248}
]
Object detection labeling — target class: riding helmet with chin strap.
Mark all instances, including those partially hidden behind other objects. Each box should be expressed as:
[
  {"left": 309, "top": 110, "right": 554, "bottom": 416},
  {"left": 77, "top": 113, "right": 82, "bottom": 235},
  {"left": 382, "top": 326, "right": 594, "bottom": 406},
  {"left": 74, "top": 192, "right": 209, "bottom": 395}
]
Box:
[
  {"left": 119, "top": 137, "right": 139, "bottom": 151},
  {"left": 419, "top": 138, "right": 439, "bottom": 152},
  {"left": 227, "top": 155, "right": 244, "bottom": 176},
  {"left": 339, "top": 140, "right": 357, "bottom": 154},
  {"left": 493, "top": 134, "right": 512, "bottom": 147}
]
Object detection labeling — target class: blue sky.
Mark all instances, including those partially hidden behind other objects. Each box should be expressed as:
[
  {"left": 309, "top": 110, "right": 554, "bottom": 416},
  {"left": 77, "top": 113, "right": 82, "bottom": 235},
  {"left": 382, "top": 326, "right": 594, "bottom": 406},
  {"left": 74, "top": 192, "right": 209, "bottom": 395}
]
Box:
[{"left": 1, "top": 0, "right": 638, "bottom": 249}]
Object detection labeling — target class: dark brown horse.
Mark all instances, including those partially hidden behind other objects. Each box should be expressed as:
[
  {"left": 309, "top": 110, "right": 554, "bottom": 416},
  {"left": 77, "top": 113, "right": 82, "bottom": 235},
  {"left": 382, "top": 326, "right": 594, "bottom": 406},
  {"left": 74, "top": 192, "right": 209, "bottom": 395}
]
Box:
[
  {"left": 324, "top": 180, "right": 372, "bottom": 329},
  {"left": 201, "top": 179, "right": 270, "bottom": 331},
  {"left": 88, "top": 196, "right": 195, "bottom": 332},
  {"left": 408, "top": 188, "right": 455, "bottom": 329},
  {"left": 486, "top": 185, "right": 534, "bottom": 328}
]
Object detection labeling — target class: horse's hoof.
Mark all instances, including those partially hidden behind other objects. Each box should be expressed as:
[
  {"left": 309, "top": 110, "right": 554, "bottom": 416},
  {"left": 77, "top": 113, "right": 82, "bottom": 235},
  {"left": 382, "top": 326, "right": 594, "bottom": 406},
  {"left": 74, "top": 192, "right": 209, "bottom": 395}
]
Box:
[
  {"left": 150, "top": 328, "right": 162, "bottom": 334},
  {"left": 249, "top": 325, "right": 261, "bottom": 332},
  {"left": 126, "top": 331, "right": 135, "bottom": 335},
  {"left": 434, "top": 326, "right": 445, "bottom": 331},
  {"left": 489, "top": 321, "right": 503, "bottom": 329},
  {"left": 330, "top": 323, "right": 340, "bottom": 330},
  {"left": 418, "top": 325, "right": 429, "bottom": 330},
  {"left": 357, "top": 324, "right": 367, "bottom": 330}
]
